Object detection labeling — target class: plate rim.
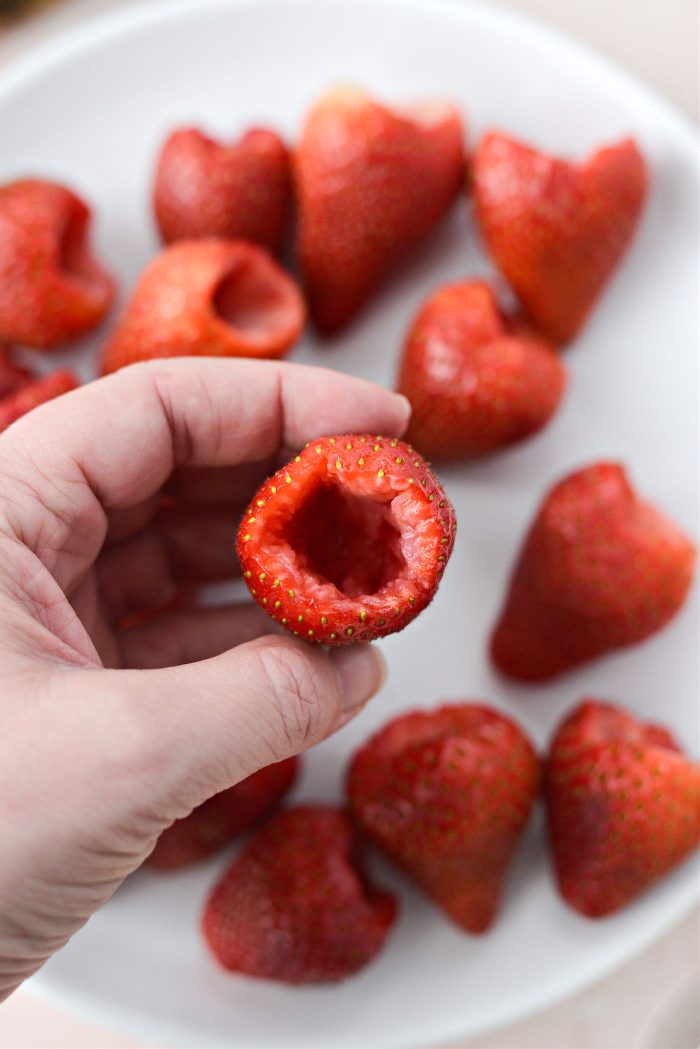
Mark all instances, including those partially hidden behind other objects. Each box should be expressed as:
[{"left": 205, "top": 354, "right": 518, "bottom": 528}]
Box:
[{"left": 2, "top": 0, "right": 697, "bottom": 1044}]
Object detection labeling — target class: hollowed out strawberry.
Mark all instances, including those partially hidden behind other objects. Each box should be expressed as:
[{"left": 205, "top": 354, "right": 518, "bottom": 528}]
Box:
[
  {"left": 237, "top": 435, "right": 456, "bottom": 643},
  {"left": 101, "top": 239, "right": 305, "bottom": 373},
  {"left": 0, "top": 370, "right": 79, "bottom": 433},
  {"left": 0, "top": 179, "right": 115, "bottom": 349}
]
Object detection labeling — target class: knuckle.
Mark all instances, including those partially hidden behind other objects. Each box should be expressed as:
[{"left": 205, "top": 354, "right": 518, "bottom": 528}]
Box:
[{"left": 250, "top": 637, "right": 339, "bottom": 756}]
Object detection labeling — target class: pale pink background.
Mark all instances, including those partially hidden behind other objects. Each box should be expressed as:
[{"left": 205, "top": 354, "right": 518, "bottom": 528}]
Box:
[{"left": 0, "top": 1, "right": 698, "bottom": 1046}]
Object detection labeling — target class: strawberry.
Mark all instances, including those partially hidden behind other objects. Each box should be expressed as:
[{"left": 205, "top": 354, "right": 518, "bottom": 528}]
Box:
[
  {"left": 546, "top": 699, "right": 700, "bottom": 917},
  {"left": 347, "top": 703, "right": 539, "bottom": 933},
  {"left": 0, "top": 179, "right": 115, "bottom": 349},
  {"left": 238, "top": 435, "right": 456, "bottom": 644},
  {"left": 0, "top": 370, "right": 79, "bottom": 433},
  {"left": 398, "top": 279, "right": 566, "bottom": 460},
  {"left": 295, "top": 87, "right": 465, "bottom": 334},
  {"left": 0, "top": 345, "right": 33, "bottom": 399},
  {"left": 201, "top": 805, "right": 397, "bottom": 983},
  {"left": 473, "top": 133, "right": 647, "bottom": 343},
  {"left": 147, "top": 757, "right": 299, "bottom": 871},
  {"left": 101, "top": 239, "right": 305, "bottom": 373},
  {"left": 154, "top": 127, "right": 290, "bottom": 254},
  {"left": 490, "top": 462, "right": 696, "bottom": 681}
]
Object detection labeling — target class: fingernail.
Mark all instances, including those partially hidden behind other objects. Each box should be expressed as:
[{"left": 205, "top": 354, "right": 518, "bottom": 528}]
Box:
[
  {"left": 330, "top": 645, "right": 387, "bottom": 714},
  {"left": 392, "top": 392, "right": 412, "bottom": 433}
]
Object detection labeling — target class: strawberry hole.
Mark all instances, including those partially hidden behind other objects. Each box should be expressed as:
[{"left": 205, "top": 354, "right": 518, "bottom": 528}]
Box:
[
  {"left": 58, "top": 210, "right": 104, "bottom": 289},
  {"left": 213, "top": 257, "right": 297, "bottom": 341},
  {"left": 284, "top": 481, "right": 406, "bottom": 597}
]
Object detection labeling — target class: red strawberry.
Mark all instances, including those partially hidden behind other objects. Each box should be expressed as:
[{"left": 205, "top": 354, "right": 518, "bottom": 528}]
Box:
[
  {"left": 490, "top": 463, "right": 696, "bottom": 681},
  {"left": 202, "top": 805, "right": 397, "bottom": 983},
  {"left": 101, "top": 239, "right": 305, "bottom": 373},
  {"left": 347, "top": 703, "right": 539, "bottom": 933},
  {"left": 398, "top": 279, "right": 566, "bottom": 460},
  {"left": 154, "top": 127, "right": 290, "bottom": 254},
  {"left": 0, "top": 345, "right": 33, "bottom": 398},
  {"left": 295, "top": 87, "right": 465, "bottom": 334},
  {"left": 0, "top": 179, "right": 115, "bottom": 349},
  {"left": 147, "top": 757, "right": 299, "bottom": 871},
  {"left": 474, "top": 133, "right": 647, "bottom": 343},
  {"left": 238, "top": 435, "right": 456, "bottom": 644},
  {"left": 0, "top": 370, "right": 79, "bottom": 433},
  {"left": 546, "top": 699, "right": 700, "bottom": 917}
]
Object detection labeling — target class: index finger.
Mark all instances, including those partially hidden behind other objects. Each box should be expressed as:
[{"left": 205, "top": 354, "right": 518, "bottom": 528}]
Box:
[{"left": 0, "top": 358, "right": 410, "bottom": 584}]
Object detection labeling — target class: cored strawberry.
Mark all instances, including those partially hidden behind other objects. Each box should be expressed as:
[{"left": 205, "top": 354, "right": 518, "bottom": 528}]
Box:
[
  {"left": 474, "top": 133, "right": 647, "bottom": 343},
  {"left": 154, "top": 127, "right": 290, "bottom": 254},
  {"left": 0, "top": 179, "right": 115, "bottom": 349},
  {"left": 0, "top": 370, "right": 79, "bottom": 433},
  {"left": 295, "top": 87, "right": 465, "bottom": 334},
  {"left": 347, "top": 703, "right": 539, "bottom": 933},
  {"left": 237, "top": 435, "right": 456, "bottom": 644},
  {"left": 0, "top": 345, "right": 33, "bottom": 399},
  {"left": 490, "top": 463, "right": 696, "bottom": 681},
  {"left": 147, "top": 757, "right": 299, "bottom": 871},
  {"left": 398, "top": 279, "right": 566, "bottom": 459},
  {"left": 101, "top": 239, "right": 305, "bottom": 373},
  {"left": 202, "top": 805, "right": 397, "bottom": 983},
  {"left": 546, "top": 699, "right": 700, "bottom": 917}
]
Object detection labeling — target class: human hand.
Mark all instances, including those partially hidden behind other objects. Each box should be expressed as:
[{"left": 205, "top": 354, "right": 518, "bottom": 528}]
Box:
[{"left": 0, "top": 357, "right": 409, "bottom": 998}]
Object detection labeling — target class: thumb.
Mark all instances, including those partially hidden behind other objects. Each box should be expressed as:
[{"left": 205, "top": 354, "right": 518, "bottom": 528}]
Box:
[{"left": 68, "top": 635, "right": 386, "bottom": 821}]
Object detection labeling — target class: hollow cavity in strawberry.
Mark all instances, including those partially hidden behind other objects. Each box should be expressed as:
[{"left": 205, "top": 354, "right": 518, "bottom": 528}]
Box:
[
  {"left": 237, "top": 435, "right": 456, "bottom": 643},
  {"left": 101, "top": 239, "right": 305, "bottom": 373}
]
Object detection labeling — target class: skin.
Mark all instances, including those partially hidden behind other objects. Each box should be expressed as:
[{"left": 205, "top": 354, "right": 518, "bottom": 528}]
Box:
[{"left": 0, "top": 357, "right": 410, "bottom": 1000}]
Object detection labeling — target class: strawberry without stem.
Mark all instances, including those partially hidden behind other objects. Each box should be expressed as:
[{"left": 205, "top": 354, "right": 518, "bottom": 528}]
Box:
[
  {"left": 398, "top": 279, "right": 566, "bottom": 460},
  {"left": 491, "top": 462, "right": 696, "bottom": 681},
  {"left": 237, "top": 435, "right": 456, "bottom": 644},
  {"left": 0, "top": 370, "right": 79, "bottom": 433},
  {"left": 296, "top": 87, "right": 465, "bottom": 334},
  {"left": 146, "top": 757, "right": 299, "bottom": 871},
  {"left": 474, "top": 133, "right": 647, "bottom": 344},
  {"left": 101, "top": 239, "right": 305, "bottom": 373},
  {"left": 347, "top": 703, "right": 539, "bottom": 933},
  {"left": 202, "top": 805, "right": 397, "bottom": 983},
  {"left": 547, "top": 699, "right": 700, "bottom": 917},
  {"left": 0, "top": 179, "right": 115, "bottom": 349},
  {"left": 154, "top": 127, "right": 290, "bottom": 254}
]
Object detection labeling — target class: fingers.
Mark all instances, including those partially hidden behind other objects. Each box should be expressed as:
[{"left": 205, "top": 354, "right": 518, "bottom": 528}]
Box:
[
  {"left": 0, "top": 358, "right": 410, "bottom": 590},
  {"left": 119, "top": 603, "right": 273, "bottom": 668},
  {"left": 98, "top": 505, "right": 241, "bottom": 623},
  {"left": 65, "top": 636, "right": 386, "bottom": 819}
]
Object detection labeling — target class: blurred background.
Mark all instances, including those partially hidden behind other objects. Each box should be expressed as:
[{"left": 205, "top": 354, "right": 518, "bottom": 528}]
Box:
[{"left": 0, "top": 1, "right": 697, "bottom": 1048}]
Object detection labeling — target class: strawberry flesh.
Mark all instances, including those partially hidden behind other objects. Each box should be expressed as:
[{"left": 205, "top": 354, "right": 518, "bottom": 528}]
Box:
[
  {"left": 101, "top": 239, "right": 305, "bottom": 372},
  {"left": 238, "top": 435, "right": 456, "bottom": 643}
]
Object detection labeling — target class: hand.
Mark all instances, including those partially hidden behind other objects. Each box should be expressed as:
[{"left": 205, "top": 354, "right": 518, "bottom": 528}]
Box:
[{"left": 0, "top": 357, "right": 409, "bottom": 998}]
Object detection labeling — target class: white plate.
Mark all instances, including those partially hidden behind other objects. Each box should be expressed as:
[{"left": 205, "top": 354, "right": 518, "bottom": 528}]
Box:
[{"left": 1, "top": 0, "right": 697, "bottom": 1045}]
